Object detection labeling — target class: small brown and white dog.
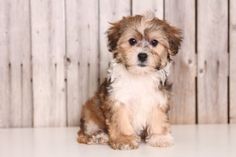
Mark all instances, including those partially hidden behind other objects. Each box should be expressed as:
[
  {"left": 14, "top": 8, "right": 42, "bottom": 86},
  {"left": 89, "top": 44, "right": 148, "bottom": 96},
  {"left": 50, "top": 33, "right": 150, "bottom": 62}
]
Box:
[{"left": 77, "top": 12, "right": 182, "bottom": 150}]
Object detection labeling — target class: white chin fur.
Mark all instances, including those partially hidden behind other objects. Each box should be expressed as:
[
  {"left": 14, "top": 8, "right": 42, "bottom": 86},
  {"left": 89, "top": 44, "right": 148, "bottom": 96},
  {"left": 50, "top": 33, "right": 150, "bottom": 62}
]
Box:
[{"left": 127, "top": 66, "right": 155, "bottom": 75}]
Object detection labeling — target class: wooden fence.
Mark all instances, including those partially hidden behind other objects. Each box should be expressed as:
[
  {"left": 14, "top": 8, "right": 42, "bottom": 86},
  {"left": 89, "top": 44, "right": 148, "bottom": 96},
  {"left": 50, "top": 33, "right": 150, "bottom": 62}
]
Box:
[{"left": 0, "top": 0, "right": 235, "bottom": 127}]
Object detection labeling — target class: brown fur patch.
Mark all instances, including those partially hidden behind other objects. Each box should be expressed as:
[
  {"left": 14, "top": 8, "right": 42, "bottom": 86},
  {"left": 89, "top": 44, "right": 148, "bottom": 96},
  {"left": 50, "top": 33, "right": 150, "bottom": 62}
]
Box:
[
  {"left": 107, "top": 105, "right": 139, "bottom": 149},
  {"left": 80, "top": 96, "right": 105, "bottom": 134},
  {"left": 147, "top": 107, "right": 171, "bottom": 135},
  {"left": 107, "top": 15, "right": 143, "bottom": 52},
  {"left": 77, "top": 130, "right": 90, "bottom": 144}
]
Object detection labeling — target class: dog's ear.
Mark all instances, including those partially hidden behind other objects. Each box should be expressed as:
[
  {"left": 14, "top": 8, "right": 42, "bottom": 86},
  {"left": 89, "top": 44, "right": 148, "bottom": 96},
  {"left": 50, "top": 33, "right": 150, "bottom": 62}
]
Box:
[
  {"left": 106, "top": 20, "right": 123, "bottom": 52},
  {"left": 165, "top": 24, "right": 183, "bottom": 56}
]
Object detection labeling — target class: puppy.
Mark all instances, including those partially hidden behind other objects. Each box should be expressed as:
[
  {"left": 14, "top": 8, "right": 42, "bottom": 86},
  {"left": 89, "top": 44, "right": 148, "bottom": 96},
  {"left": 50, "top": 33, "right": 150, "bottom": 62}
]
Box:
[{"left": 77, "top": 12, "right": 182, "bottom": 150}]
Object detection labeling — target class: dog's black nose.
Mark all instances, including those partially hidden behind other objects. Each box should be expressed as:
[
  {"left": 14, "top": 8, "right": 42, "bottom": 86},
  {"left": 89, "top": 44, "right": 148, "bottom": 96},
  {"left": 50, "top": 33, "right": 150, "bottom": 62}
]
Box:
[{"left": 138, "top": 53, "right": 148, "bottom": 62}]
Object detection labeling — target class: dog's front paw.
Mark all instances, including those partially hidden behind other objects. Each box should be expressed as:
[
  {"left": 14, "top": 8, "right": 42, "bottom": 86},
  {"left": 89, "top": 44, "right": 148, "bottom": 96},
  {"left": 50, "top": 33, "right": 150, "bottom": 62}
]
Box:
[
  {"left": 109, "top": 135, "right": 139, "bottom": 150},
  {"left": 146, "top": 133, "right": 174, "bottom": 147}
]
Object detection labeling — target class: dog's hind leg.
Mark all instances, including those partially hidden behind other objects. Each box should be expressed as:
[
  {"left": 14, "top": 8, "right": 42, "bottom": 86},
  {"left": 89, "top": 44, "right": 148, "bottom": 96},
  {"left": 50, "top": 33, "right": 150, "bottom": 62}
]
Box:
[
  {"left": 77, "top": 96, "right": 108, "bottom": 144},
  {"left": 78, "top": 129, "right": 109, "bottom": 144}
]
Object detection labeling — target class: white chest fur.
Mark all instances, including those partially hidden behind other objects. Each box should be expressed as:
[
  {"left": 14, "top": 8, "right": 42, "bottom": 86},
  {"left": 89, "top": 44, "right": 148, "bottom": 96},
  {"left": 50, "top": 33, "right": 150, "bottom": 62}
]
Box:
[{"left": 107, "top": 61, "right": 168, "bottom": 134}]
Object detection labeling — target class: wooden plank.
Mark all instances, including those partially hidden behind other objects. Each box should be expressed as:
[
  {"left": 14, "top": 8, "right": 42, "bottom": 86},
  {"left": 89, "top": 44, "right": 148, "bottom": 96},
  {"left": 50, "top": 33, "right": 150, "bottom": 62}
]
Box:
[
  {"left": 65, "top": 0, "right": 80, "bottom": 126},
  {"left": 132, "top": 0, "right": 163, "bottom": 19},
  {"left": 8, "top": 1, "right": 22, "bottom": 127},
  {"left": 0, "top": 0, "right": 10, "bottom": 127},
  {"left": 0, "top": 0, "right": 32, "bottom": 128},
  {"left": 198, "top": 0, "right": 228, "bottom": 123},
  {"left": 86, "top": 1, "right": 99, "bottom": 99},
  {"left": 165, "top": 0, "right": 196, "bottom": 124},
  {"left": 31, "top": 0, "right": 66, "bottom": 127},
  {"left": 99, "top": 0, "right": 131, "bottom": 83},
  {"left": 66, "top": 0, "right": 99, "bottom": 126},
  {"left": 9, "top": 0, "right": 32, "bottom": 127},
  {"left": 230, "top": 0, "right": 236, "bottom": 123}
]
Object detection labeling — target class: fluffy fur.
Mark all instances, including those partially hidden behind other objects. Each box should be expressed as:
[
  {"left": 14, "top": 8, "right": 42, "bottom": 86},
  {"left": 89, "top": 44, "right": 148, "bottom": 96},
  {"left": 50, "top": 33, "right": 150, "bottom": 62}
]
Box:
[{"left": 77, "top": 12, "right": 182, "bottom": 150}]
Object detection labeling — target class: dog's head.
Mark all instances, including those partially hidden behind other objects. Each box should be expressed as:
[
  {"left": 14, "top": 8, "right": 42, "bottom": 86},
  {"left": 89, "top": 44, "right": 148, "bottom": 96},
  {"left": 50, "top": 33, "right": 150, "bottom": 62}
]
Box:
[{"left": 107, "top": 12, "right": 182, "bottom": 74}]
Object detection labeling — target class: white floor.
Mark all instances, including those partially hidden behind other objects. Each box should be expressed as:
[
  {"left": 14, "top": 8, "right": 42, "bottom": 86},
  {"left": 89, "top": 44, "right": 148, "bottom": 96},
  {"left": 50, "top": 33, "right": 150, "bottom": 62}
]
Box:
[{"left": 0, "top": 125, "right": 235, "bottom": 157}]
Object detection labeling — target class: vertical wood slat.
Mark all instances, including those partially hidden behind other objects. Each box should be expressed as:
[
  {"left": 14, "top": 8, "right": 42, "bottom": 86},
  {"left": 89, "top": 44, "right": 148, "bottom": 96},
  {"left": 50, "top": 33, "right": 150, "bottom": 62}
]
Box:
[
  {"left": 9, "top": 0, "right": 22, "bottom": 127},
  {"left": 9, "top": 0, "right": 32, "bottom": 127},
  {"left": 132, "top": 0, "right": 164, "bottom": 19},
  {"left": 31, "top": 0, "right": 66, "bottom": 127},
  {"left": 198, "top": 0, "right": 228, "bottom": 123},
  {"left": 66, "top": 0, "right": 99, "bottom": 126},
  {"left": 99, "top": 0, "right": 131, "bottom": 83},
  {"left": 230, "top": 0, "right": 236, "bottom": 123},
  {"left": 65, "top": 0, "right": 80, "bottom": 126},
  {"left": 165, "top": 0, "right": 196, "bottom": 124},
  {"left": 0, "top": 0, "right": 10, "bottom": 127},
  {"left": 0, "top": 0, "right": 32, "bottom": 127},
  {"left": 65, "top": 0, "right": 79, "bottom": 126}
]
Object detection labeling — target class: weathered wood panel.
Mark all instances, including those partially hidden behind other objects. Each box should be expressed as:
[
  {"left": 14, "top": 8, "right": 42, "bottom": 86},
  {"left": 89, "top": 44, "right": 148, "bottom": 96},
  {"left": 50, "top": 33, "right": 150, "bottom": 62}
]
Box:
[
  {"left": 31, "top": 0, "right": 66, "bottom": 127},
  {"left": 99, "top": 0, "right": 131, "bottom": 83},
  {"left": 66, "top": 0, "right": 99, "bottom": 126},
  {"left": 65, "top": 0, "right": 80, "bottom": 126},
  {"left": 0, "top": 0, "right": 10, "bottom": 127},
  {"left": 0, "top": 0, "right": 32, "bottom": 127},
  {"left": 132, "top": 0, "right": 163, "bottom": 19},
  {"left": 198, "top": 0, "right": 228, "bottom": 123},
  {"left": 230, "top": 0, "right": 236, "bottom": 123},
  {"left": 165, "top": 0, "right": 196, "bottom": 124},
  {"left": 9, "top": 0, "right": 32, "bottom": 127}
]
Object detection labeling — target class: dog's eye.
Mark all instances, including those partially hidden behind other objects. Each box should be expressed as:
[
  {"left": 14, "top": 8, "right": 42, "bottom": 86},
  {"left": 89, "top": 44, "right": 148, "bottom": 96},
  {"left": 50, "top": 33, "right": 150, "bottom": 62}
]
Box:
[
  {"left": 128, "top": 38, "right": 137, "bottom": 46},
  {"left": 150, "top": 39, "right": 158, "bottom": 47}
]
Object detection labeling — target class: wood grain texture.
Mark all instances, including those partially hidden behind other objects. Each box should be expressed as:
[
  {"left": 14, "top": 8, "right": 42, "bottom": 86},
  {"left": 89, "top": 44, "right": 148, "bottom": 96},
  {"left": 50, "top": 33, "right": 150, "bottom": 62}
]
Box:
[
  {"left": 9, "top": 0, "right": 32, "bottom": 127},
  {"left": 230, "top": 0, "right": 236, "bottom": 123},
  {"left": 0, "top": 0, "right": 32, "bottom": 127},
  {"left": 132, "top": 0, "right": 163, "bottom": 19},
  {"left": 198, "top": 0, "right": 228, "bottom": 123},
  {"left": 165, "top": 0, "right": 196, "bottom": 124},
  {"left": 0, "top": 0, "right": 10, "bottom": 127},
  {"left": 66, "top": 0, "right": 99, "bottom": 126},
  {"left": 31, "top": 0, "right": 66, "bottom": 127},
  {"left": 99, "top": 0, "right": 130, "bottom": 83},
  {"left": 65, "top": 0, "right": 80, "bottom": 126}
]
